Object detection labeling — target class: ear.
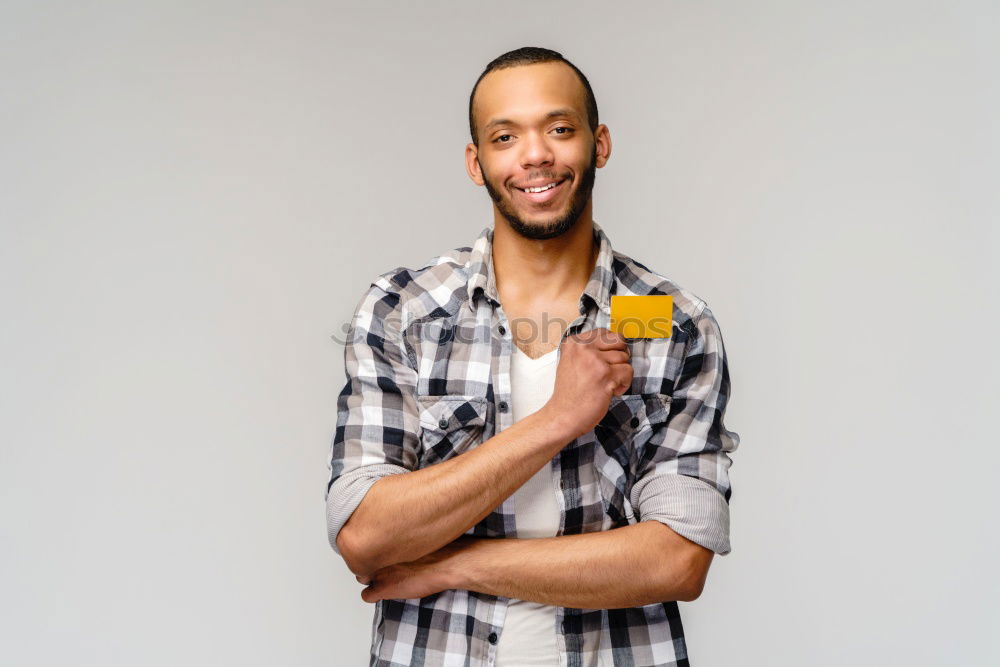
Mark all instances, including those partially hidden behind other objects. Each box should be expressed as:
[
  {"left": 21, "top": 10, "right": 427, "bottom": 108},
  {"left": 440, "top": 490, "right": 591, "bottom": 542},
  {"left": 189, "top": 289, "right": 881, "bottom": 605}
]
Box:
[
  {"left": 594, "top": 124, "right": 612, "bottom": 168},
  {"left": 465, "top": 143, "right": 485, "bottom": 186}
]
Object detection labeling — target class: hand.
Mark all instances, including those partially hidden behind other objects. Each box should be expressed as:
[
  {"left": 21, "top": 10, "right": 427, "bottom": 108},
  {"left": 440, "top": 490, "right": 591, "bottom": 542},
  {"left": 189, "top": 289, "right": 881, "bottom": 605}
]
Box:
[
  {"left": 356, "top": 536, "right": 478, "bottom": 603},
  {"left": 541, "top": 327, "right": 633, "bottom": 441}
]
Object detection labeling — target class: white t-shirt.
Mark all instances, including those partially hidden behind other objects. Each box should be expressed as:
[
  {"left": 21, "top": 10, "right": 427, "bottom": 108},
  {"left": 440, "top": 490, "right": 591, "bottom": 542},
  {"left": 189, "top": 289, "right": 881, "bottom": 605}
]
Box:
[{"left": 493, "top": 344, "right": 564, "bottom": 667}]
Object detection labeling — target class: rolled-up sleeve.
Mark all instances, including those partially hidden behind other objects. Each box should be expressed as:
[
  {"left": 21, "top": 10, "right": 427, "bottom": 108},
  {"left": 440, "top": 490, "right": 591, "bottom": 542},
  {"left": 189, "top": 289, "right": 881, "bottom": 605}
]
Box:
[
  {"left": 325, "top": 282, "right": 421, "bottom": 556},
  {"left": 630, "top": 305, "right": 741, "bottom": 555}
]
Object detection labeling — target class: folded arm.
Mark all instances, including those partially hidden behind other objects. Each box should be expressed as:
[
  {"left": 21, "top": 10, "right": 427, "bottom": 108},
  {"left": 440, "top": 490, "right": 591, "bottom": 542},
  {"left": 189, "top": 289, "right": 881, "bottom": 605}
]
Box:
[
  {"left": 359, "top": 520, "right": 712, "bottom": 607},
  {"left": 451, "top": 521, "right": 712, "bottom": 606},
  {"left": 326, "top": 284, "right": 577, "bottom": 578},
  {"left": 337, "top": 408, "right": 575, "bottom": 578}
]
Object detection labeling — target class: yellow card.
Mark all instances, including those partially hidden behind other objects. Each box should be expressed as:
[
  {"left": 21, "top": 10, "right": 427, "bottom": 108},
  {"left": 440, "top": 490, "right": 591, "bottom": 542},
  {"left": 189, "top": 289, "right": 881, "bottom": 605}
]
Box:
[{"left": 610, "top": 295, "right": 673, "bottom": 338}]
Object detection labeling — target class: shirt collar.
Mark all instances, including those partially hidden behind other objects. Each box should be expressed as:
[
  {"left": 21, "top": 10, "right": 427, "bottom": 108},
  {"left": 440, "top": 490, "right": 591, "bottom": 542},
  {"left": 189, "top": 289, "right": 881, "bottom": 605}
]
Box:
[{"left": 466, "top": 221, "right": 617, "bottom": 314}]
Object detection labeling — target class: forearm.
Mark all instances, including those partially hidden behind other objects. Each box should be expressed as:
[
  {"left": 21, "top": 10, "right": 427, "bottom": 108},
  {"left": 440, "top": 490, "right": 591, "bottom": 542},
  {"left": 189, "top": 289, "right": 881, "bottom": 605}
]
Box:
[
  {"left": 444, "top": 521, "right": 708, "bottom": 608},
  {"left": 339, "top": 407, "right": 574, "bottom": 577}
]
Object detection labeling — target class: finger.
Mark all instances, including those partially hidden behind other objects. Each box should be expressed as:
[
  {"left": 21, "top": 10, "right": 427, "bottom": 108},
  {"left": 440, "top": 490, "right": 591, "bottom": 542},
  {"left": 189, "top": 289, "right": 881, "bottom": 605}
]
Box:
[
  {"left": 609, "top": 362, "right": 633, "bottom": 395},
  {"left": 599, "top": 349, "right": 631, "bottom": 365},
  {"left": 571, "top": 327, "right": 625, "bottom": 350},
  {"left": 592, "top": 329, "right": 628, "bottom": 351}
]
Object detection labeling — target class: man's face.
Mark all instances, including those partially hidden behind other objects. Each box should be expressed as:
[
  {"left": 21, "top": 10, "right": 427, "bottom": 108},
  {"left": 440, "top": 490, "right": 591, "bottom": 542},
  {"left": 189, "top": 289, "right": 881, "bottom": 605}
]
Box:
[{"left": 467, "top": 62, "right": 608, "bottom": 240}]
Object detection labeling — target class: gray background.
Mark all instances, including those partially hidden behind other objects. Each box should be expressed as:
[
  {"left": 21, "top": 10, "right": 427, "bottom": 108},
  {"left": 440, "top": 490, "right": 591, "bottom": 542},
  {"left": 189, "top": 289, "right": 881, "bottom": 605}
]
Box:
[{"left": 2, "top": 1, "right": 997, "bottom": 665}]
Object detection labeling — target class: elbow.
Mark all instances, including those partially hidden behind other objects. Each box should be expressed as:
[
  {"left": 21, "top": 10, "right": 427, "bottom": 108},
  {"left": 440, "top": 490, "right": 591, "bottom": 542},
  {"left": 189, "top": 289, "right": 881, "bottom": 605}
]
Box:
[
  {"left": 663, "top": 567, "right": 706, "bottom": 603},
  {"left": 644, "top": 520, "right": 714, "bottom": 602},
  {"left": 657, "top": 567, "right": 701, "bottom": 602},
  {"left": 334, "top": 525, "right": 357, "bottom": 571},
  {"left": 329, "top": 482, "right": 387, "bottom": 577},
  {"left": 676, "top": 574, "right": 706, "bottom": 602},
  {"left": 651, "top": 537, "right": 712, "bottom": 602},
  {"left": 336, "top": 522, "right": 379, "bottom": 578},
  {"left": 674, "top": 546, "right": 713, "bottom": 602}
]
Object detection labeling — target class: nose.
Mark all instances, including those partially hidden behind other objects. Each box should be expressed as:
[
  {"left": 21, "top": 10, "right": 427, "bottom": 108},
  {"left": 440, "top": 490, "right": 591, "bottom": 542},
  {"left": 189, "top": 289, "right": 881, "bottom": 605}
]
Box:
[{"left": 519, "top": 130, "right": 554, "bottom": 169}]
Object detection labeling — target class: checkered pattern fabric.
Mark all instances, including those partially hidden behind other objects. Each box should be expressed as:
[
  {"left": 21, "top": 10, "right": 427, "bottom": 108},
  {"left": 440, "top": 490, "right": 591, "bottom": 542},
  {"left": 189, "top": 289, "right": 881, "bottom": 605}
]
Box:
[{"left": 326, "top": 221, "right": 740, "bottom": 666}]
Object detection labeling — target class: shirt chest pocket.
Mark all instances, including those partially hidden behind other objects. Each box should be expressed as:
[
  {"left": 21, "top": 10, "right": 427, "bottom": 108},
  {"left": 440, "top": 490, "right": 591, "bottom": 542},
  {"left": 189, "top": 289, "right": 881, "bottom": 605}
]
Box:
[
  {"left": 593, "top": 393, "right": 672, "bottom": 526},
  {"left": 415, "top": 395, "right": 490, "bottom": 468}
]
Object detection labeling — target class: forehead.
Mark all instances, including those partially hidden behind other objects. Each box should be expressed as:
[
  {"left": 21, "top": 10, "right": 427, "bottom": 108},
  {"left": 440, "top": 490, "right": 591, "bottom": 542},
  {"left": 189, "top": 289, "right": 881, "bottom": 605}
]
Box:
[{"left": 474, "top": 61, "right": 587, "bottom": 130}]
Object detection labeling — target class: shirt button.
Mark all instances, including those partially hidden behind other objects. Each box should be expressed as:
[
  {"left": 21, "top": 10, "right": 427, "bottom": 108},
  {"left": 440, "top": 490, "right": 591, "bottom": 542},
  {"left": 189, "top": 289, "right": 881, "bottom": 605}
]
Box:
[
  {"left": 630, "top": 417, "right": 640, "bottom": 428},
  {"left": 438, "top": 417, "right": 450, "bottom": 429},
  {"left": 488, "top": 632, "right": 498, "bottom": 644},
  {"left": 498, "top": 401, "right": 508, "bottom": 413},
  {"left": 498, "top": 325, "right": 506, "bottom": 336}
]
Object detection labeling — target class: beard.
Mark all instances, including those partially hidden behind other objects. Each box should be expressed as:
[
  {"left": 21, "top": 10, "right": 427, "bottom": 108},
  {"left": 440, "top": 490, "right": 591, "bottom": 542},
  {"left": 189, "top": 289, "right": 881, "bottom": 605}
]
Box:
[{"left": 480, "top": 142, "right": 597, "bottom": 241}]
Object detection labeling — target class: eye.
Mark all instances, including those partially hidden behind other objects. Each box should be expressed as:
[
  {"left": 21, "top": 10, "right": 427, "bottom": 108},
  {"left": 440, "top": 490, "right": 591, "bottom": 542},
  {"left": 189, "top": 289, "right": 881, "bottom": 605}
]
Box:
[
  {"left": 493, "top": 134, "right": 513, "bottom": 144},
  {"left": 553, "top": 126, "right": 574, "bottom": 135}
]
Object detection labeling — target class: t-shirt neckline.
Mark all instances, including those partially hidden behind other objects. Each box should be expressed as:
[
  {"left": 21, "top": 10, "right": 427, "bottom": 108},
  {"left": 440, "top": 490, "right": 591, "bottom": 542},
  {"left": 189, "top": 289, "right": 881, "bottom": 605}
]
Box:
[{"left": 513, "top": 344, "right": 559, "bottom": 366}]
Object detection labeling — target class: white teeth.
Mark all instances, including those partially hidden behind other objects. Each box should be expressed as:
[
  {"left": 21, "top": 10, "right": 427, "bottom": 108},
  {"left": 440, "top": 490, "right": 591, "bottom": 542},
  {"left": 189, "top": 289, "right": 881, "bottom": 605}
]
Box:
[{"left": 522, "top": 182, "right": 558, "bottom": 193}]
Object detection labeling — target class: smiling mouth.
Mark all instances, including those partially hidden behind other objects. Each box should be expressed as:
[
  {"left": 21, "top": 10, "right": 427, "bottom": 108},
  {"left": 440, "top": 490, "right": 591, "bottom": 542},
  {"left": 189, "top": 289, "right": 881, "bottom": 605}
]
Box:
[{"left": 511, "top": 178, "right": 568, "bottom": 204}]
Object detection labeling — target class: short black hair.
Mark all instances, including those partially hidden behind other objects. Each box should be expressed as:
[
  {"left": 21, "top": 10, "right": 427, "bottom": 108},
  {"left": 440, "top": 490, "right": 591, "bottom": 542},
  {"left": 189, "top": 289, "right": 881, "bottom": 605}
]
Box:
[{"left": 468, "top": 46, "right": 599, "bottom": 147}]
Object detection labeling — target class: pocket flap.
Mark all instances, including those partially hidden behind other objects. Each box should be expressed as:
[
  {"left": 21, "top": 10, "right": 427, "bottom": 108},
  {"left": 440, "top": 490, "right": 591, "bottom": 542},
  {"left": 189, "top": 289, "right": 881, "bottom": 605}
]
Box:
[
  {"left": 416, "top": 395, "right": 488, "bottom": 431},
  {"left": 639, "top": 393, "right": 672, "bottom": 426}
]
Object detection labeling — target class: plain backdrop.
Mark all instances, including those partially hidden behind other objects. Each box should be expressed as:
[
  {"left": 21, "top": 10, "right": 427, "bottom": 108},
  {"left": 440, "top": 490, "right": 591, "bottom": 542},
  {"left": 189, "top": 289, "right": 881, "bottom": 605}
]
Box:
[{"left": 1, "top": 1, "right": 997, "bottom": 665}]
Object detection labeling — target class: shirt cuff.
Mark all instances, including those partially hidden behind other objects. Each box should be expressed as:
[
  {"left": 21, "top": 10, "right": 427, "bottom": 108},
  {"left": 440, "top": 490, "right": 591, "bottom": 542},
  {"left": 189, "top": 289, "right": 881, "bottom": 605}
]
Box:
[
  {"left": 326, "top": 463, "right": 410, "bottom": 555},
  {"left": 630, "top": 473, "right": 732, "bottom": 555}
]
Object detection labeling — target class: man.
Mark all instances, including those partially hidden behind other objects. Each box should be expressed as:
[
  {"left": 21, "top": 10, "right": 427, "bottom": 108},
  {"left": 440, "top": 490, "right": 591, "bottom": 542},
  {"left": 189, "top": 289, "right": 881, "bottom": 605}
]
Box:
[{"left": 326, "top": 46, "right": 740, "bottom": 667}]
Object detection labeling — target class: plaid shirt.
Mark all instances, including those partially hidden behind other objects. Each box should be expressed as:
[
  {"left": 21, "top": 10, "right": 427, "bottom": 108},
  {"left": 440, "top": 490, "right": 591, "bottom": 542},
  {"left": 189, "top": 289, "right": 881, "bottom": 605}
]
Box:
[{"left": 326, "top": 221, "right": 740, "bottom": 667}]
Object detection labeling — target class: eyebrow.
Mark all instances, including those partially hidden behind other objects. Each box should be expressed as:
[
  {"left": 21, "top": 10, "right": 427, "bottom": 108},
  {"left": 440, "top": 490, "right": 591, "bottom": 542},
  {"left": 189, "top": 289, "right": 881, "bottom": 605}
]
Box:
[{"left": 484, "top": 108, "right": 580, "bottom": 132}]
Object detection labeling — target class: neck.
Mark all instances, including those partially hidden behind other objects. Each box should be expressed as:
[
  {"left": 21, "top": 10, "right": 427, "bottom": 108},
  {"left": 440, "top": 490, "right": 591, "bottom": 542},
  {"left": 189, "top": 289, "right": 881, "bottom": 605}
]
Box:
[{"left": 492, "top": 212, "right": 597, "bottom": 306}]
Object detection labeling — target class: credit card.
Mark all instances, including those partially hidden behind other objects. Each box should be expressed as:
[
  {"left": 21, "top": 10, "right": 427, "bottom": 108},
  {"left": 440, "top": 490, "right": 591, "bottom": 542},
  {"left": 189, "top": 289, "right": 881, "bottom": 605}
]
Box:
[{"left": 609, "top": 295, "right": 674, "bottom": 338}]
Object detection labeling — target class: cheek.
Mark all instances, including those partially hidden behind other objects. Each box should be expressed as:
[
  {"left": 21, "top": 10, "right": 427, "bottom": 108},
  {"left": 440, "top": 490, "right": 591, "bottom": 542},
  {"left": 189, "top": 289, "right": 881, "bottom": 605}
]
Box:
[{"left": 484, "top": 170, "right": 510, "bottom": 195}]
